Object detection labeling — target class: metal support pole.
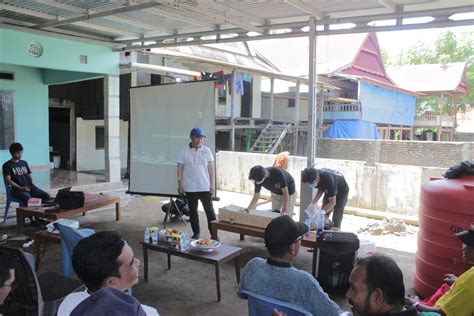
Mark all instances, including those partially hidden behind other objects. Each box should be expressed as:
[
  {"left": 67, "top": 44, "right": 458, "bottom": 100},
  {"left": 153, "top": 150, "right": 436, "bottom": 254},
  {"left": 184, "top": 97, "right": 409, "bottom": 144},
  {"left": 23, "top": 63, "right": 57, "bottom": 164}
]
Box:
[
  {"left": 270, "top": 77, "right": 275, "bottom": 121},
  {"left": 300, "top": 16, "right": 318, "bottom": 222},
  {"left": 294, "top": 80, "right": 300, "bottom": 155},
  {"left": 438, "top": 93, "right": 444, "bottom": 141},
  {"left": 231, "top": 69, "right": 236, "bottom": 150},
  {"left": 318, "top": 86, "right": 324, "bottom": 138},
  {"left": 307, "top": 16, "right": 318, "bottom": 167}
]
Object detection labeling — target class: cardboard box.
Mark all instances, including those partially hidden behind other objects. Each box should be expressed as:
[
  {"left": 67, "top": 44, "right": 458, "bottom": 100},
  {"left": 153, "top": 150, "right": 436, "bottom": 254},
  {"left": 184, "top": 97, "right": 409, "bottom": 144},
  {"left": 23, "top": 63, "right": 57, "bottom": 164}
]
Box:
[{"left": 218, "top": 205, "right": 280, "bottom": 228}]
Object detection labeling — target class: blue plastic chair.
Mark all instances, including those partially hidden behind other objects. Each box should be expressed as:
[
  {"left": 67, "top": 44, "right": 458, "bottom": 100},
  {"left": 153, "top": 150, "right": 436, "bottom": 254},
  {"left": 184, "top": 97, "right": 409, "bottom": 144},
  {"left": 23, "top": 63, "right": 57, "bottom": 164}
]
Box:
[
  {"left": 53, "top": 223, "right": 95, "bottom": 278},
  {"left": 240, "top": 290, "right": 313, "bottom": 316},
  {"left": 3, "top": 176, "right": 23, "bottom": 223}
]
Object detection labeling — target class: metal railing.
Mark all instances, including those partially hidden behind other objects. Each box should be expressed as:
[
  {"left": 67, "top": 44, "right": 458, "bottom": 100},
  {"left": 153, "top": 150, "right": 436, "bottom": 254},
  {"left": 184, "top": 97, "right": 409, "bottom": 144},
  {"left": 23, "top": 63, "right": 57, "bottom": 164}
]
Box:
[{"left": 323, "top": 102, "right": 361, "bottom": 113}]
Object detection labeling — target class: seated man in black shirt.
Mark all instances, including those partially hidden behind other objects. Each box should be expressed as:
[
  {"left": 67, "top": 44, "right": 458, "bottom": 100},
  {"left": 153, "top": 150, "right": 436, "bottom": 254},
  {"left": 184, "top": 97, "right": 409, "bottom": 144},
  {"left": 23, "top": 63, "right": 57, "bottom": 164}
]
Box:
[
  {"left": 247, "top": 165, "right": 296, "bottom": 215},
  {"left": 301, "top": 167, "right": 349, "bottom": 230},
  {"left": 2, "top": 143, "right": 51, "bottom": 206}
]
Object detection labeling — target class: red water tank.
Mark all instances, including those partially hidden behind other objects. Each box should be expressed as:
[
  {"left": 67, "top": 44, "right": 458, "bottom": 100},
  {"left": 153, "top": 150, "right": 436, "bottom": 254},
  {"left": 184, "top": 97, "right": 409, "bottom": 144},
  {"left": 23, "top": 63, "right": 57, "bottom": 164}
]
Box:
[{"left": 415, "top": 175, "right": 474, "bottom": 298}]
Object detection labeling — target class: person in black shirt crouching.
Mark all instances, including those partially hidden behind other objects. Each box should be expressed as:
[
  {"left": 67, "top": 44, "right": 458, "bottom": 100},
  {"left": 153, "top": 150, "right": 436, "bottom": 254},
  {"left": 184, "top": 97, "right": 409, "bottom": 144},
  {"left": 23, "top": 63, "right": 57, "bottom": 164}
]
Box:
[
  {"left": 247, "top": 165, "right": 296, "bottom": 216},
  {"left": 301, "top": 167, "right": 349, "bottom": 230}
]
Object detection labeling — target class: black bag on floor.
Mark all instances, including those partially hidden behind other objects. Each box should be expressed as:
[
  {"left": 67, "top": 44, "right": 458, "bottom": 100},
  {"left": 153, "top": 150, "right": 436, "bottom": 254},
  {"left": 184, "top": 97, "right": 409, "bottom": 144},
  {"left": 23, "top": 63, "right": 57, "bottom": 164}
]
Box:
[
  {"left": 161, "top": 197, "right": 190, "bottom": 217},
  {"left": 56, "top": 191, "right": 85, "bottom": 210}
]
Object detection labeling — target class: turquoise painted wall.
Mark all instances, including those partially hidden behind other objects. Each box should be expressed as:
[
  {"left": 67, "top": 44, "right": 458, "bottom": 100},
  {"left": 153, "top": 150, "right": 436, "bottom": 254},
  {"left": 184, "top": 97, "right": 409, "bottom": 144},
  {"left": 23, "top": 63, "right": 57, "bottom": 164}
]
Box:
[
  {"left": 0, "top": 28, "right": 119, "bottom": 75},
  {"left": 43, "top": 69, "right": 103, "bottom": 85},
  {"left": 0, "top": 63, "right": 50, "bottom": 190}
]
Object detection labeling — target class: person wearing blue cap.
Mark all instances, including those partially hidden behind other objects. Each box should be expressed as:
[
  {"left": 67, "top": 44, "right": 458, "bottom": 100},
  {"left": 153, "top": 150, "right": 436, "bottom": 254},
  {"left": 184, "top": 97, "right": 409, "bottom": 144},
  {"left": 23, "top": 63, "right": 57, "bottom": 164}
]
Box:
[{"left": 177, "top": 127, "right": 216, "bottom": 239}]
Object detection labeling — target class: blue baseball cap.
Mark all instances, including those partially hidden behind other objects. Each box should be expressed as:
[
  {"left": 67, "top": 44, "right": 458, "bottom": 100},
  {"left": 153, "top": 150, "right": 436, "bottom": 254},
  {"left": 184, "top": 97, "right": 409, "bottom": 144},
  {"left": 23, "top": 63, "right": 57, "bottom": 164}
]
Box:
[
  {"left": 71, "top": 288, "right": 146, "bottom": 316},
  {"left": 190, "top": 127, "right": 206, "bottom": 137}
]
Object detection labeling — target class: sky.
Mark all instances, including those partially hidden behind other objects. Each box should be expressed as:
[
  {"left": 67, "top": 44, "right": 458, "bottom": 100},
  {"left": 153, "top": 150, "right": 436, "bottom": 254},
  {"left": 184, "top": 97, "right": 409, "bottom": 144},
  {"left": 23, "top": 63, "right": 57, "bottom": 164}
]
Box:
[
  {"left": 377, "top": 25, "right": 474, "bottom": 61},
  {"left": 250, "top": 25, "right": 473, "bottom": 92}
]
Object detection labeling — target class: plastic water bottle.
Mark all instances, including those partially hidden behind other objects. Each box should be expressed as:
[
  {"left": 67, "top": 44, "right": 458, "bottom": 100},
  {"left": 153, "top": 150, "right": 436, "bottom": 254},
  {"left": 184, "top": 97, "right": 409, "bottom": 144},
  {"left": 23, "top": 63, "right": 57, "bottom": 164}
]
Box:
[
  {"left": 144, "top": 227, "right": 150, "bottom": 243},
  {"left": 304, "top": 215, "right": 312, "bottom": 237},
  {"left": 180, "top": 232, "right": 190, "bottom": 250},
  {"left": 316, "top": 209, "right": 325, "bottom": 236},
  {"left": 152, "top": 230, "right": 158, "bottom": 245}
]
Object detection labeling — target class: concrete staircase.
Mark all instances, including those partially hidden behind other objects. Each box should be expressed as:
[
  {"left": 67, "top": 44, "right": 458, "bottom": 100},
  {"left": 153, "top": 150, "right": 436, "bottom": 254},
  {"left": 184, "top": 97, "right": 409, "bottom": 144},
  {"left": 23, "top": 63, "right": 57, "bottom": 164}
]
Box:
[{"left": 250, "top": 122, "right": 292, "bottom": 154}]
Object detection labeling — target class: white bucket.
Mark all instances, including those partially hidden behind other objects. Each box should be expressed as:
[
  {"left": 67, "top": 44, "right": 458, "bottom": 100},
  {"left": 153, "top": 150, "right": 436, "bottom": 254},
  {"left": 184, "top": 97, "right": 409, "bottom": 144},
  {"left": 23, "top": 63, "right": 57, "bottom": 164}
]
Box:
[
  {"left": 53, "top": 155, "right": 61, "bottom": 169},
  {"left": 356, "top": 239, "right": 376, "bottom": 258}
]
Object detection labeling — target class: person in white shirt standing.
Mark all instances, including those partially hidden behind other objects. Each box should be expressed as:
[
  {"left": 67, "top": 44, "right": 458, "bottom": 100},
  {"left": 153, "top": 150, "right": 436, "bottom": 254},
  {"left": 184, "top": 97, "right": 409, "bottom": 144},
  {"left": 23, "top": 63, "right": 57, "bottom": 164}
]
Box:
[{"left": 177, "top": 128, "right": 216, "bottom": 240}]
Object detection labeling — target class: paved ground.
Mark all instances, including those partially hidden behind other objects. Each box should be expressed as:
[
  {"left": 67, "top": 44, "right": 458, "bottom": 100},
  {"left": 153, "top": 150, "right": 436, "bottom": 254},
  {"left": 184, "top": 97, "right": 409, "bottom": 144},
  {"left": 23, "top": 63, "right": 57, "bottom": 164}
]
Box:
[{"left": 0, "top": 187, "right": 419, "bottom": 316}]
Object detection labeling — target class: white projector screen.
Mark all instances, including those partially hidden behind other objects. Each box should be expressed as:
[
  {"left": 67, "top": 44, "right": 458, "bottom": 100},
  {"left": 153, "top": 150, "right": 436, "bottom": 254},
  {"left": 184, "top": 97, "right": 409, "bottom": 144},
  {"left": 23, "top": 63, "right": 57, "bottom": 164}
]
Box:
[{"left": 129, "top": 81, "right": 216, "bottom": 197}]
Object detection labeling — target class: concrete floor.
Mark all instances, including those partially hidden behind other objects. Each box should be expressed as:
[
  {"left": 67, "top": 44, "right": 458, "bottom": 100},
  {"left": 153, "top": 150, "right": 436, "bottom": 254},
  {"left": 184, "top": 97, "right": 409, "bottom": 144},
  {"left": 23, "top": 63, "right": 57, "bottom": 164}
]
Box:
[{"left": 0, "top": 186, "right": 419, "bottom": 316}]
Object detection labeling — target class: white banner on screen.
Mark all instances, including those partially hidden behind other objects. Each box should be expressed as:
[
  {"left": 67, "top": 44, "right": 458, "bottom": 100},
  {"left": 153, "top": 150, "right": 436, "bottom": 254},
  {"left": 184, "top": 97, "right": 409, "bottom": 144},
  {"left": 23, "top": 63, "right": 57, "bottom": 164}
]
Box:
[{"left": 129, "top": 81, "right": 216, "bottom": 196}]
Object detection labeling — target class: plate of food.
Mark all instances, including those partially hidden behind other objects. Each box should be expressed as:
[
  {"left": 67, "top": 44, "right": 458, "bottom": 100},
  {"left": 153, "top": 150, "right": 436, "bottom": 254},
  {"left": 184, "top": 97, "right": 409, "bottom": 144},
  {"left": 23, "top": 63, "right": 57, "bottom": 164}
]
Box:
[{"left": 191, "top": 238, "right": 221, "bottom": 252}]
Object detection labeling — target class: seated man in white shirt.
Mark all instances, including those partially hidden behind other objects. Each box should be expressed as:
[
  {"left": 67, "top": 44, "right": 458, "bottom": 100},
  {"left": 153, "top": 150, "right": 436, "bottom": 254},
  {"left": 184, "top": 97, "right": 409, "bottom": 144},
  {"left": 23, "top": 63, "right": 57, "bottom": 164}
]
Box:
[{"left": 58, "top": 231, "right": 158, "bottom": 316}]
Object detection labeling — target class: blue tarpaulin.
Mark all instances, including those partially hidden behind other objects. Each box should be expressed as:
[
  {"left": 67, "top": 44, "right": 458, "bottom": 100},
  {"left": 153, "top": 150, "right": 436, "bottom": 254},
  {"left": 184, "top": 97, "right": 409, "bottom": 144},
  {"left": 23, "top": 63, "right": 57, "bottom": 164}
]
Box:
[
  {"left": 324, "top": 120, "right": 379, "bottom": 139},
  {"left": 360, "top": 81, "right": 416, "bottom": 126}
]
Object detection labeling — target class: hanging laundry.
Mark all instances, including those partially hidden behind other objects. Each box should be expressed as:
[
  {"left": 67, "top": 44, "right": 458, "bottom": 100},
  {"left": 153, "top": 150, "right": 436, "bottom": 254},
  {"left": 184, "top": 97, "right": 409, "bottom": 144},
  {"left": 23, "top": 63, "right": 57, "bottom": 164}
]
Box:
[
  {"left": 213, "top": 70, "right": 225, "bottom": 89},
  {"left": 234, "top": 72, "right": 244, "bottom": 95},
  {"left": 242, "top": 73, "right": 252, "bottom": 83}
]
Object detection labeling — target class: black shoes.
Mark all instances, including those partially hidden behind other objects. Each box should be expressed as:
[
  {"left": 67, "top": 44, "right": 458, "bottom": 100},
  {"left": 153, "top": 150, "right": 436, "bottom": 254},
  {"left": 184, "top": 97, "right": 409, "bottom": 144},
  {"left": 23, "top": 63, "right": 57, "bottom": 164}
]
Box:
[{"left": 191, "top": 233, "right": 200, "bottom": 240}]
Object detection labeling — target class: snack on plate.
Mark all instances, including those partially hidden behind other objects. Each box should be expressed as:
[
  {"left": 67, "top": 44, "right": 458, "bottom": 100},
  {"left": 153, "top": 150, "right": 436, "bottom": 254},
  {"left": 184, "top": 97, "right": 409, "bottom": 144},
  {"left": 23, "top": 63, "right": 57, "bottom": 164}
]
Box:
[{"left": 197, "top": 237, "right": 213, "bottom": 246}]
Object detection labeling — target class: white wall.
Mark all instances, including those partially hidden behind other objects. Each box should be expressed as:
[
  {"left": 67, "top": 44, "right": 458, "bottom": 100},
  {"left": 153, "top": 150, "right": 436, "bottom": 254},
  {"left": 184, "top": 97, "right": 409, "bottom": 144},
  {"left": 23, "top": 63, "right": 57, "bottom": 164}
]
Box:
[
  {"left": 76, "top": 118, "right": 128, "bottom": 171},
  {"left": 145, "top": 54, "right": 263, "bottom": 119},
  {"left": 216, "top": 151, "right": 445, "bottom": 216},
  {"left": 261, "top": 96, "right": 309, "bottom": 121}
]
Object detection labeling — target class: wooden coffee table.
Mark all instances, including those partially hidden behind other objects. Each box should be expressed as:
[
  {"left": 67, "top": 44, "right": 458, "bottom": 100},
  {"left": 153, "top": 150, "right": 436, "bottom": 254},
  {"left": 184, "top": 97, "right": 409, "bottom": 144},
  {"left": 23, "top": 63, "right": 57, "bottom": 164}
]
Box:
[
  {"left": 210, "top": 219, "right": 319, "bottom": 276},
  {"left": 141, "top": 241, "right": 241, "bottom": 302},
  {"left": 16, "top": 193, "right": 120, "bottom": 233}
]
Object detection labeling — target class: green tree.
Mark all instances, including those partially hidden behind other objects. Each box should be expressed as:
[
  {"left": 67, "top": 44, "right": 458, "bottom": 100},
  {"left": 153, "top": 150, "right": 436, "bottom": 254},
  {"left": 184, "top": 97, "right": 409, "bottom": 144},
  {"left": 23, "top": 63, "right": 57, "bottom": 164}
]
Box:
[{"left": 400, "top": 31, "right": 474, "bottom": 114}]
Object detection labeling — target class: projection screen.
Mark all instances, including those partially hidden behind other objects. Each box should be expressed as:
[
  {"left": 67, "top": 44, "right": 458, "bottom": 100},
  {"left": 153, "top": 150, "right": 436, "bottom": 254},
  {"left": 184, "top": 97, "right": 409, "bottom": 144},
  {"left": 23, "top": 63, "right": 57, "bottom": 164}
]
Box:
[{"left": 129, "top": 80, "right": 216, "bottom": 197}]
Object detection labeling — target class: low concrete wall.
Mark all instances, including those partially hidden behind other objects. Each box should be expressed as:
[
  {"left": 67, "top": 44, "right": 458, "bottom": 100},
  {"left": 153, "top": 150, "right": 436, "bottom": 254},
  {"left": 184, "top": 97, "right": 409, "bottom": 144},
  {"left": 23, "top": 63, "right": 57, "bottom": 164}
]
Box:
[
  {"left": 216, "top": 151, "right": 445, "bottom": 216},
  {"left": 317, "top": 139, "right": 472, "bottom": 168}
]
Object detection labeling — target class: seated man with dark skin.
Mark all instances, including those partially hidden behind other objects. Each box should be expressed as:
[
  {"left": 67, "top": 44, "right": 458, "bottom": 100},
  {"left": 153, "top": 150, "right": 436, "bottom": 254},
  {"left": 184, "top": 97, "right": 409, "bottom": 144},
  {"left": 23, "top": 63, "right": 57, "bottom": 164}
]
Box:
[
  {"left": 346, "top": 255, "right": 417, "bottom": 316},
  {"left": 407, "top": 222, "right": 474, "bottom": 316},
  {"left": 2, "top": 142, "right": 51, "bottom": 206},
  {"left": 58, "top": 231, "right": 158, "bottom": 316},
  {"left": 0, "top": 254, "right": 16, "bottom": 316}
]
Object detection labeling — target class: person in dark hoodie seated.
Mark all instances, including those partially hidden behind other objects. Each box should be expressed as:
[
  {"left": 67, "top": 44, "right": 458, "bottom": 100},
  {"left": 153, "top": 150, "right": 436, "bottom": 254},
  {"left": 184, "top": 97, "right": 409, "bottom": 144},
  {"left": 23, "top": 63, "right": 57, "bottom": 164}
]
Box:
[
  {"left": 58, "top": 231, "right": 158, "bottom": 316},
  {"left": 71, "top": 287, "right": 146, "bottom": 316}
]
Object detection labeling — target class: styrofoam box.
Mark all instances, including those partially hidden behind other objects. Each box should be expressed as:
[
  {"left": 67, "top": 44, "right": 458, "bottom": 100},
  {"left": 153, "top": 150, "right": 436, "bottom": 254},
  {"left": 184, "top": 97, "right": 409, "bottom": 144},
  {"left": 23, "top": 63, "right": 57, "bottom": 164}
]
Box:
[
  {"left": 356, "top": 239, "right": 377, "bottom": 258},
  {"left": 218, "top": 205, "right": 280, "bottom": 228}
]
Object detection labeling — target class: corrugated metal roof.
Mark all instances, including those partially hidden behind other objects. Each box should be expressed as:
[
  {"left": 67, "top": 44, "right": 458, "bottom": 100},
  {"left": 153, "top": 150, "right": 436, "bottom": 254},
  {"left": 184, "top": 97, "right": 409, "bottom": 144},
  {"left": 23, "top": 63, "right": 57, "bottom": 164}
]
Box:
[
  {"left": 387, "top": 63, "right": 468, "bottom": 94},
  {"left": 150, "top": 44, "right": 276, "bottom": 73},
  {"left": 249, "top": 33, "right": 368, "bottom": 76},
  {"left": 0, "top": 0, "right": 472, "bottom": 47}
]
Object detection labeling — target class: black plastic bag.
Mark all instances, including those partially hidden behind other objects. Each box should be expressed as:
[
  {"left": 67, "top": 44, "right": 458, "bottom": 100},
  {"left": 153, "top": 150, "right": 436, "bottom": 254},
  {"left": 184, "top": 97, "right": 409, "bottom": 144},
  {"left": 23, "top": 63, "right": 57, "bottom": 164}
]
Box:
[
  {"left": 161, "top": 197, "right": 189, "bottom": 217},
  {"left": 443, "top": 160, "right": 474, "bottom": 179}
]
